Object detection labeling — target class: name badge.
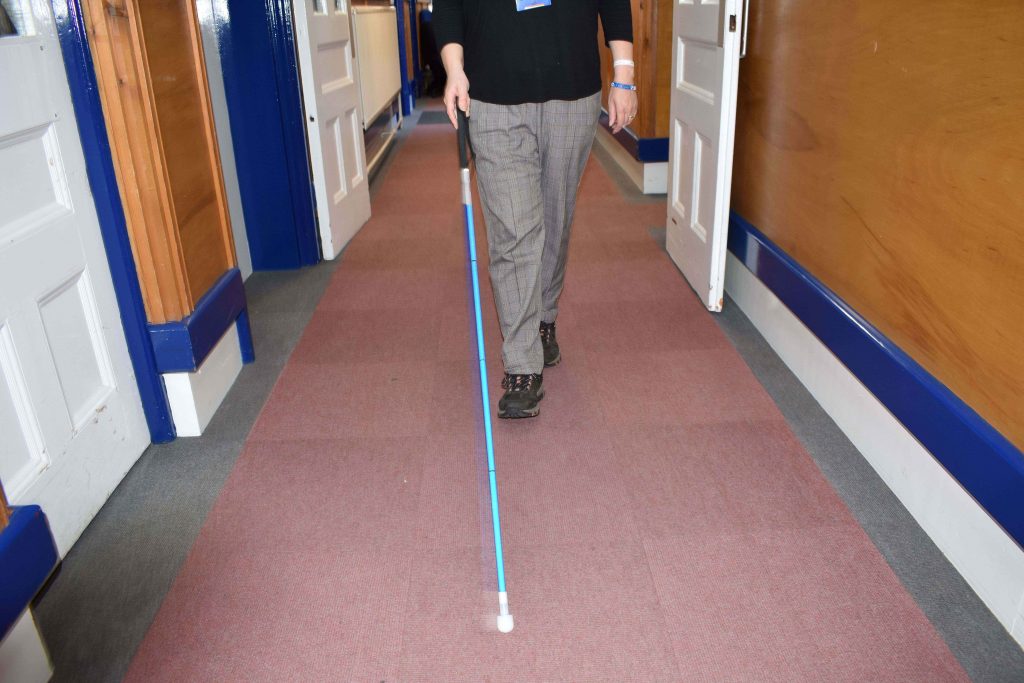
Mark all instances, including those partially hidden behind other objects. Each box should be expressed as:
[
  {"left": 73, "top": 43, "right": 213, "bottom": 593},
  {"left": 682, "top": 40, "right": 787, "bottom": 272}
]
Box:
[{"left": 516, "top": 0, "right": 551, "bottom": 10}]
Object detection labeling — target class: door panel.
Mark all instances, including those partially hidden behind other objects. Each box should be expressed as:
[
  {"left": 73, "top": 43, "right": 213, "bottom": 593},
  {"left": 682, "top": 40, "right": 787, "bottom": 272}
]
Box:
[
  {"left": 293, "top": 0, "right": 371, "bottom": 259},
  {"left": 0, "top": 1, "right": 148, "bottom": 554},
  {"left": 665, "top": 0, "right": 742, "bottom": 311}
]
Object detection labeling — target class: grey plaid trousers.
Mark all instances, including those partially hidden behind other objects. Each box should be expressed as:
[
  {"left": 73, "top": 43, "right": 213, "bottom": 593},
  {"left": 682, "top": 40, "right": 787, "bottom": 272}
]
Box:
[{"left": 468, "top": 92, "right": 601, "bottom": 375}]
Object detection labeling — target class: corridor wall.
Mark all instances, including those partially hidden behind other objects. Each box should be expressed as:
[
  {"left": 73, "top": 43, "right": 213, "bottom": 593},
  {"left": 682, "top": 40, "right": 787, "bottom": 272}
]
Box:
[
  {"left": 731, "top": 1, "right": 1023, "bottom": 451},
  {"left": 727, "top": 0, "right": 1024, "bottom": 646}
]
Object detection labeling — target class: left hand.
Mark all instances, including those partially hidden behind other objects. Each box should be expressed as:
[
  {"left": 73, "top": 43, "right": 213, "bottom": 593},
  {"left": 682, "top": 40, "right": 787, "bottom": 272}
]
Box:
[{"left": 607, "top": 87, "right": 638, "bottom": 134}]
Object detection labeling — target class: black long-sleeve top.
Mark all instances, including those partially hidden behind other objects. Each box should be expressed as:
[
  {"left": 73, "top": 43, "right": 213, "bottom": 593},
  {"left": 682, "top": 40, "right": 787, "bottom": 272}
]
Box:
[{"left": 432, "top": 0, "right": 633, "bottom": 105}]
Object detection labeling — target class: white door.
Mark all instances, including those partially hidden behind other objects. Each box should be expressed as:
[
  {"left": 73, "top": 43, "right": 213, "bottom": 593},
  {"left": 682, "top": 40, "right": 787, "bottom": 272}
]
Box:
[
  {"left": 292, "top": 0, "right": 372, "bottom": 260},
  {"left": 0, "top": 1, "right": 148, "bottom": 555},
  {"left": 665, "top": 0, "right": 743, "bottom": 311}
]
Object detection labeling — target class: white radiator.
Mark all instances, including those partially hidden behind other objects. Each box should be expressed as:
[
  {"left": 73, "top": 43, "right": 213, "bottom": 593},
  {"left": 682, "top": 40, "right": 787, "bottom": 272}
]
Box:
[{"left": 351, "top": 6, "right": 401, "bottom": 129}]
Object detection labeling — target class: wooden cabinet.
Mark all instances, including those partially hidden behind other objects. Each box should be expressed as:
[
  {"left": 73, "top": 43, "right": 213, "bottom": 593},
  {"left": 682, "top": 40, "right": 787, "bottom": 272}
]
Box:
[{"left": 83, "top": 0, "right": 235, "bottom": 324}]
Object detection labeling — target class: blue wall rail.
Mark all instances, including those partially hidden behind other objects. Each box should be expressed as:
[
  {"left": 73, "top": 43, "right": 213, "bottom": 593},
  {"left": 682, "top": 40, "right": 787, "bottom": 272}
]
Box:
[
  {"left": 148, "top": 269, "right": 254, "bottom": 373},
  {"left": 0, "top": 506, "right": 59, "bottom": 638},
  {"left": 728, "top": 213, "right": 1024, "bottom": 549}
]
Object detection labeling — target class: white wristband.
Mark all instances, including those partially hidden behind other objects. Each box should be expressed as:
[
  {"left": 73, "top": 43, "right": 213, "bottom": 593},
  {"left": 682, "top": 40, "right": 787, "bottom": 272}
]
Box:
[{"left": 613, "top": 59, "right": 635, "bottom": 68}]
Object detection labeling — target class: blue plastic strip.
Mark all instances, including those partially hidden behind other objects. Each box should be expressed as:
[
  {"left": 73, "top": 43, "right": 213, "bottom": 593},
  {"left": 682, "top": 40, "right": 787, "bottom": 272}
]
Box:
[
  {"left": 728, "top": 212, "right": 1024, "bottom": 548},
  {"left": 0, "top": 506, "right": 59, "bottom": 639},
  {"left": 148, "top": 269, "right": 252, "bottom": 373},
  {"left": 53, "top": 0, "right": 175, "bottom": 443},
  {"left": 217, "top": 0, "right": 320, "bottom": 270},
  {"left": 596, "top": 111, "right": 669, "bottom": 163},
  {"left": 463, "top": 198, "right": 507, "bottom": 594}
]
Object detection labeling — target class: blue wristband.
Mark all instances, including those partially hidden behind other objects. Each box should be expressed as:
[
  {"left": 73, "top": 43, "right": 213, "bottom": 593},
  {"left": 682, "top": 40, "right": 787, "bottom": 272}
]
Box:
[{"left": 611, "top": 81, "right": 637, "bottom": 91}]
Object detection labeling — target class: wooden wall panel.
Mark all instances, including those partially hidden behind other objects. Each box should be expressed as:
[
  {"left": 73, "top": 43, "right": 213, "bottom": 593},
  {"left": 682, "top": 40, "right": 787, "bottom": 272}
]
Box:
[
  {"left": 134, "top": 0, "right": 234, "bottom": 300},
  {"left": 732, "top": 1, "right": 1024, "bottom": 448},
  {"left": 651, "top": 0, "right": 672, "bottom": 138},
  {"left": 83, "top": 0, "right": 191, "bottom": 322},
  {"left": 84, "top": 0, "right": 234, "bottom": 323}
]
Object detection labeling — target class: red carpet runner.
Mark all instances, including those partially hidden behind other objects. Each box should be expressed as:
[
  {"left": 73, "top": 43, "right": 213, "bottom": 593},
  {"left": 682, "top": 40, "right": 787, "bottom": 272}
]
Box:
[{"left": 127, "top": 122, "right": 967, "bottom": 681}]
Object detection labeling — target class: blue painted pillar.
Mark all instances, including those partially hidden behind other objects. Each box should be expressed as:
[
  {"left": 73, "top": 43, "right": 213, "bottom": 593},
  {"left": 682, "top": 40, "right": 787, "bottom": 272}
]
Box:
[
  {"left": 395, "top": 0, "right": 414, "bottom": 115},
  {"left": 407, "top": 0, "right": 420, "bottom": 97},
  {"left": 217, "top": 0, "right": 321, "bottom": 270}
]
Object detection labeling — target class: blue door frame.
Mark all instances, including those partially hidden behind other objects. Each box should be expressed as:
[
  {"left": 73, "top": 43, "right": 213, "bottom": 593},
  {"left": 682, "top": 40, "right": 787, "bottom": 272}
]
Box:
[
  {"left": 407, "top": 0, "right": 421, "bottom": 97},
  {"left": 53, "top": 0, "right": 175, "bottom": 443},
  {"left": 216, "top": 0, "right": 321, "bottom": 270},
  {"left": 53, "top": 0, "right": 274, "bottom": 442},
  {"left": 52, "top": 0, "right": 415, "bottom": 440},
  {"left": 395, "top": 0, "right": 415, "bottom": 115}
]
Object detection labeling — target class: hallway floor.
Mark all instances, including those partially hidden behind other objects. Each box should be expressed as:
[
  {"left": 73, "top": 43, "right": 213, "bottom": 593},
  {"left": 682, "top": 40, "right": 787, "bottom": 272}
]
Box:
[{"left": 35, "top": 110, "right": 1024, "bottom": 681}]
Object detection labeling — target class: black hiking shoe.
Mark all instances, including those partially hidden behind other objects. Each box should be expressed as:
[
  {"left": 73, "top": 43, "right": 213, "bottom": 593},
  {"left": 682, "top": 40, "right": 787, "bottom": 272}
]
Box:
[
  {"left": 498, "top": 373, "right": 544, "bottom": 419},
  {"left": 539, "top": 321, "right": 560, "bottom": 367}
]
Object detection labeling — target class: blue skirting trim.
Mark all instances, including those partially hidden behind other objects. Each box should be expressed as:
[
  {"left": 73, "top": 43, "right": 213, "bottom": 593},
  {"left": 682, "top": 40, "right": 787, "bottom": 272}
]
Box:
[
  {"left": 597, "top": 111, "right": 669, "bottom": 163},
  {"left": 54, "top": 0, "right": 175, "bottom": 442},
  {"left": 0, "top": 506, "right": 59, "bottom": 639},
  {"left": 148, "top": 269, "right": 254, "bottom": 373},
  {"left": 728, "top": 212, "right": 1024, "bottom": 548}
]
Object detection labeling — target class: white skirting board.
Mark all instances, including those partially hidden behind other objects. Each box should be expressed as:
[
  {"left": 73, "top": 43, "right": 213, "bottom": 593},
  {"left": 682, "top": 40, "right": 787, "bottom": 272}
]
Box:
[
  {"left": 724, "top": 252, "right": 1024, "bottom": 648},
  {"left": 594, "top": 126, "right": 667, "bottom": 195},
  {"left": 0, "top": 611, "right": 52, "bottom": 683},
  {"left": 163, "top": 324, "right": 244, "bottom": 437}
]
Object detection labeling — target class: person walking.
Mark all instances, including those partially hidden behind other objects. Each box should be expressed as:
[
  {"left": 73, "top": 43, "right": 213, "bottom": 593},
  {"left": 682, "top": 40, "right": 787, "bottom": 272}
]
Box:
[{"left": 433, "top": 0, "right": 637, "bottom": 419}]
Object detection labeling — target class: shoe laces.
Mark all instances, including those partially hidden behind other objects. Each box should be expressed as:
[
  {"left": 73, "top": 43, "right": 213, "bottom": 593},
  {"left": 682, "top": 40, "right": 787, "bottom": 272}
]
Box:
[
  {"left": 502, "top": 373, "right": 539, "bottom": 392},
  {"left": 539, "top": 322, "right": 556, "bottom": 345}
]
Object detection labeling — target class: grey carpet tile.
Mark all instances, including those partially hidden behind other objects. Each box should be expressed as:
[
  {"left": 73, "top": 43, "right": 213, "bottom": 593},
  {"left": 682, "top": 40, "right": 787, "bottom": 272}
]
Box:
[
  {"left": 243, "top": 262, "right": 340, "bottom": 317},
  {"left": 417, "top": 110, "right": 451, "bottom": 125}
]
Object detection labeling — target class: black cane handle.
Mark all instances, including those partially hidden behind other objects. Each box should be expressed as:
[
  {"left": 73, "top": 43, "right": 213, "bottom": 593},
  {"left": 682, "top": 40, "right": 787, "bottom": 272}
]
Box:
[{"left": 457, "top": 108, "right": 472, "bottom": 170}]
